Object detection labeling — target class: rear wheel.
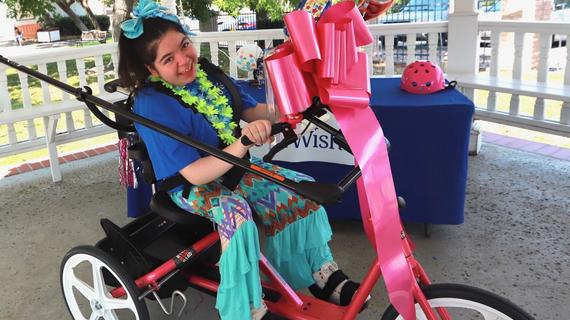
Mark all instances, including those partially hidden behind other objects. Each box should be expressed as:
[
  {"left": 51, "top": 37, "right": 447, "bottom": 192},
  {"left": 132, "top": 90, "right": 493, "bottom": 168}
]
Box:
[
  {"left": 381, "top": 283, "right": 534, "bottom": 320},
  {"left": 61, "top": 245, "right": 150, "bottom": 320}
]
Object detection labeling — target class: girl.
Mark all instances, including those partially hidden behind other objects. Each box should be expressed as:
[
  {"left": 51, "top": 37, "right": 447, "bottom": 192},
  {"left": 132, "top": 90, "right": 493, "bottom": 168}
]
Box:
[
  {"left": 14, "top": 27, "right": 24, "bottom": 46},
  {"left": 118, "top": 1, "right": 366, "bottom": 318}
]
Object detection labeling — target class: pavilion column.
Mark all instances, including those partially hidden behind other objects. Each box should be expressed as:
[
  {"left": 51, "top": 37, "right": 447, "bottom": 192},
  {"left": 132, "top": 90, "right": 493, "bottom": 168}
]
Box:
[
  {"left": 448, "top": 0, "right": 479, "bottom": 74},
  {"left": 448, "top": 0, "right": 482, "bottom": 154}
]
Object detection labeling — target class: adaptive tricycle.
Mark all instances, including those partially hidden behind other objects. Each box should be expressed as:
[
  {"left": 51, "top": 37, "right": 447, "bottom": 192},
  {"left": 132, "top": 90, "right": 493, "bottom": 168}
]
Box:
[{"left": 0, "top": 2, "right": 535, "bottom": 318}]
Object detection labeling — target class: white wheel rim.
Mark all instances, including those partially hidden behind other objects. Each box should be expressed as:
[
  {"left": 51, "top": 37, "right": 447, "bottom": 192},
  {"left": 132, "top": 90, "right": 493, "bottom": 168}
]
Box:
[
  {"left": 62, "top": 253, "right": 141, "bottom": 320},
  {"left": 395, "top": 297, "right": 515, "bottom": 320}
]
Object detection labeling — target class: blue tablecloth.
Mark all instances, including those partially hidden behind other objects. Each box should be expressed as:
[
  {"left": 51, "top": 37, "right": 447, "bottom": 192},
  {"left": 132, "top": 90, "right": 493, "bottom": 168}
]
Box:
[
  {"left": 242, "top": 77, "right": 474, "bottom": 224},
  {"left": 127, "top": 77, "right": 474, "bottom": 224}
]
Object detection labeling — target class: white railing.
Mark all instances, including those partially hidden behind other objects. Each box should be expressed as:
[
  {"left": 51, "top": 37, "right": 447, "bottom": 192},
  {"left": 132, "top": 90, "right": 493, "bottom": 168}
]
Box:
[
  {"left": 1, "top": 20, "right": 568, "bottom": 181},
  {"left": 0, "top": 23, "right": 452, "bottom": 182},
  {"left": 191, "top": 22, "right": 449, "bottom": 77},
  {"left": 451, "top": 20, "right": 570, "bottom": 137},
  {"left": 193, "top": 29, "right": 286, "bottom": 79},
  {"left": 0, "top": 44, "right": 123, "bottom": 181},
  {"left": 367, "top": 22, "right": 448, "bottom": 75}
]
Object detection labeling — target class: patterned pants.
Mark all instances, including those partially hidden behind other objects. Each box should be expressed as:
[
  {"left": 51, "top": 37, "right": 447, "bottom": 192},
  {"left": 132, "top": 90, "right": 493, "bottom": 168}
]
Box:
[
  {"left": 170, "top": 158, "right": 335, "bottom": 319},
  {"left": 171, "top": 159, "right": 327, "bottom": 249}
]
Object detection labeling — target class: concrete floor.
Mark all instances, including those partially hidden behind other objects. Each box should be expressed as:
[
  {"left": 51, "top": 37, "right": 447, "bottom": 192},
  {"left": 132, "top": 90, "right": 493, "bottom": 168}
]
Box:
[{"left": 0, "top": 143, "right": 568, "bottom": 319}]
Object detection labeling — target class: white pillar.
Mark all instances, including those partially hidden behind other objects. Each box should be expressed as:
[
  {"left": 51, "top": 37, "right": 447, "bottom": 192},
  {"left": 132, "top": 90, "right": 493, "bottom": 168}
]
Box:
[
  {"left": 43, "top": 115, "right": 62, "bottom": 182},
  {"left": 449, "top": 1, "right": 482, "bottom": 155},
  {"left": 447, "top": 0, "right": 479, "bottom": 74},
  {"left": 160, "top": 0, "right": 177, "bottom": 15}
]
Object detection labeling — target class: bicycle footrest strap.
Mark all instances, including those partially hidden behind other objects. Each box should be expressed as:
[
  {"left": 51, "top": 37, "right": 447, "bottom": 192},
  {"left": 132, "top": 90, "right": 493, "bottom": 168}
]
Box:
[{"left": 308, "top": 269, "right": 368, "bottom": 309}]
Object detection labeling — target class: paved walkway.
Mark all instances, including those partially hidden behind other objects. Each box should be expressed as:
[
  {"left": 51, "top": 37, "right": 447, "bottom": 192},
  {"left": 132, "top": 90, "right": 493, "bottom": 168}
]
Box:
[
  {"left": 2, "top": 131, "right": 568, "bottom": 178},
  {"left": 1, "top": 141, "right": 568, "bottom": 319},
  {"left": 0, "top": 39, "right": 82, "bottom": 55}
]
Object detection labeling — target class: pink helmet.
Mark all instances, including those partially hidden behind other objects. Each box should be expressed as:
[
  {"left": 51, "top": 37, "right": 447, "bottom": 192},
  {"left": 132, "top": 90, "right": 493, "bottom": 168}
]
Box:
[{"left": 401, "top": 61, "right": 454, "bottom": 94}]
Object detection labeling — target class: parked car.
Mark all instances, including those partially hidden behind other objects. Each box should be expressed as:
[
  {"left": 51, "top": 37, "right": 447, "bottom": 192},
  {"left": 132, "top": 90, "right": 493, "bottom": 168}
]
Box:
[{"left": 551, "top": 6, "right": 569, "bottom": 47}]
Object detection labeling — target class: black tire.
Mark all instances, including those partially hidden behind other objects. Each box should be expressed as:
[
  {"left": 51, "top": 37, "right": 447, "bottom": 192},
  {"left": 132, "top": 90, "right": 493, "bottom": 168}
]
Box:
[
  {"left": 60, "top": 245, "right": 150, "bottom": 320},
  {"left": 381, "top": 283, "right": 535, "bottom": 320}
]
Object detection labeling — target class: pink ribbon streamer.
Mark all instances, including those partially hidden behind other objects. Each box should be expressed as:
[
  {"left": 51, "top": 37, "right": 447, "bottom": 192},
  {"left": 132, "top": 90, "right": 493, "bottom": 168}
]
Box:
[{"left": 265, "top": 2, "right": 415, "bottom": 318}]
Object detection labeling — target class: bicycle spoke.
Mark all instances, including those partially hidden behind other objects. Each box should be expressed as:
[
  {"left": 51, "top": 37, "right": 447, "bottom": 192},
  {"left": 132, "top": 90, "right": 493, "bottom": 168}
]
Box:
[
  {"left": 91, "top": 260, "right": 107, "bottom": 300},
  {"left": 71, "top": 274, "right": 96, "bottom": 301},
  {"left": 103, "top": 309, "right": 119, "bottom": 320},
  {"left": 61, "top": 248, "right": 148, "bottom": 320},
  {"left": 103, "top": 296, "right": 137, "bottom": 312}
]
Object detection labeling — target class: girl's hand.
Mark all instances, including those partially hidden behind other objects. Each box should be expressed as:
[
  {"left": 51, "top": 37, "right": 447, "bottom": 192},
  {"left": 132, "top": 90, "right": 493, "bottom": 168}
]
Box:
[{"left": 242, "top": 120, "right": 272, "bottom": 146}]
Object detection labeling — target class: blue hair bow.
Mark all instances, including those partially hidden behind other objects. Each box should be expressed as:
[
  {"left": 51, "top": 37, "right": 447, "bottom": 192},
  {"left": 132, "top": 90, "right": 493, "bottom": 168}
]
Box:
[{"left": 121, "top": 0, "right": 194, "bottom": 39}]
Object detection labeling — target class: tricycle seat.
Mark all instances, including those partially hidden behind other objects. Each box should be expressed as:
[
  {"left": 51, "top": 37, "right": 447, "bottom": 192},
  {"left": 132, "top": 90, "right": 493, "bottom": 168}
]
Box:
[{"left": 151, "top": 191, "right": 213, "bottom": 228}]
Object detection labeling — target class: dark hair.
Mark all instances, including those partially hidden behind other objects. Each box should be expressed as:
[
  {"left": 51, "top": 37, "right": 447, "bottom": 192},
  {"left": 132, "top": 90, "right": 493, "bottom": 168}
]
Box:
[{"left": 118, "top": 18, "right": 186, "bottom": 90}]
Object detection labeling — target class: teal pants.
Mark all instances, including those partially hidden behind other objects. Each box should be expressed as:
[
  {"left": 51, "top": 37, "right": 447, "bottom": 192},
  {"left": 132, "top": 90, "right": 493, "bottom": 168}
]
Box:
[{"left": 171, "top": 158, "right": 334, "bottom": 320}]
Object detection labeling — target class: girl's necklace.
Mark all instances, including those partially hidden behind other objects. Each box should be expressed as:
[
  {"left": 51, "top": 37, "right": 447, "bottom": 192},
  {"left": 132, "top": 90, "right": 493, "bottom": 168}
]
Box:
[{"left": 149, "top": 64, "right": 238, "bottom": 145}]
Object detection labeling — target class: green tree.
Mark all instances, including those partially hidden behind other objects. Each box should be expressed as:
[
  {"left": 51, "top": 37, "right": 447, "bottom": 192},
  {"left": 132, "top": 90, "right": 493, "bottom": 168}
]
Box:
[
  {"left": 1, "top": 0, "right": 89, "bottom": 31},
  {"left": 1, "top": 0, "right": 54, "bottom": 19},
  {"left": 179, "top": 0, "right": 218, "bottom": 31},
  {"left": 180, "top": 0, "right": 214, "bottom": 20},
  {"left": 54, "top": 0, "right": 88, "bottom": 31},
  {"left": 78, "top": 0, "right": 101, "bottom": 30},
  {"left": 212, "top": 0, "right": 372, "bottom": 21},
  {"left": 111, "top": 0, "right": 135, "bottom": 40},
  {"left": 213, "top": 0, "right": 301, "bottom": 20}
]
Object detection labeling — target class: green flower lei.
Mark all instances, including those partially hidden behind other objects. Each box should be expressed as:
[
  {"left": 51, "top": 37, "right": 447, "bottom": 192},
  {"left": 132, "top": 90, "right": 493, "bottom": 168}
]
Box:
[{"left": 149, "top": 64, "right": 238, "bottom": 145}]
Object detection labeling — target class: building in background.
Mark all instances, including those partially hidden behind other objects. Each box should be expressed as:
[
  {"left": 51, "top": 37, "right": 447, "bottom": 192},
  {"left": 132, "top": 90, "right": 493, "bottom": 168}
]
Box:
[{"left": 0, "top": 3, "right": 17, "bottom": 42}]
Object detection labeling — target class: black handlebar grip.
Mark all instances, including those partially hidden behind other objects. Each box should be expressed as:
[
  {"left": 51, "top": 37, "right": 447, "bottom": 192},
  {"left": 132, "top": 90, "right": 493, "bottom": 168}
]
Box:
[
  {"left": 104, "top": 79, "right": 123, "bottom": 93},
  {"left": 240, "top": 123, "right": 290, "bottom": 146}
]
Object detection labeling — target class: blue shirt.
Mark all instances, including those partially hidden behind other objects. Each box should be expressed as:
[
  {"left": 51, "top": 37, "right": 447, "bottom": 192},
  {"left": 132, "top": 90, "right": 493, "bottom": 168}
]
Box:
[{"left": 133, "top": 78, "right": 258, "bottom": 186}]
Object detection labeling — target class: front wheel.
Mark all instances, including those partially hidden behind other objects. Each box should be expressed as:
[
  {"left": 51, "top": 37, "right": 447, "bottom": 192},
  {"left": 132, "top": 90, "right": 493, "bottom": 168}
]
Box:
[
  {"left": 381, "top": 283, "right": 534, "bottom": 320},
  {"left": 60, "top": 245, "right": 150, "bottom": 320}
]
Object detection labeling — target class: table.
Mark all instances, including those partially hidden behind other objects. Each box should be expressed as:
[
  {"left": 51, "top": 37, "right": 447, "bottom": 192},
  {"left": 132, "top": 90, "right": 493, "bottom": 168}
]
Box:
[{"left": 243, "top": 77, "right": 474, "bottom": 224}]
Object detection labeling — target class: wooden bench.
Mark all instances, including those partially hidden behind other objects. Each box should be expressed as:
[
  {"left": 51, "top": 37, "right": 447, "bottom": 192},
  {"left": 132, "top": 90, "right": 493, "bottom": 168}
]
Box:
[{"left": 79, "top": 30, "right": 107, "bottom": 45}]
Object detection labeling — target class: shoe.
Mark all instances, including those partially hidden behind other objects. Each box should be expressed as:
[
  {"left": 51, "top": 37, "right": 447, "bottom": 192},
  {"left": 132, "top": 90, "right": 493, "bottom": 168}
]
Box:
[
  {"left": 261, "top": 311, "right": 288, "bottom": 320},
  {"left": 252, "top": 302, "right": 287, "bottom": 320},
  {"left": 309, "top": 261, "right": 371, "bottom": 308}
]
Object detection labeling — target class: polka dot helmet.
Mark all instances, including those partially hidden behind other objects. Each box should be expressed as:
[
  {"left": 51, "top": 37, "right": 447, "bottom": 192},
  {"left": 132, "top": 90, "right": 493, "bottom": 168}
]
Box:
[{"left": 400, "top": 60, "right": 454, "bottom": 94}]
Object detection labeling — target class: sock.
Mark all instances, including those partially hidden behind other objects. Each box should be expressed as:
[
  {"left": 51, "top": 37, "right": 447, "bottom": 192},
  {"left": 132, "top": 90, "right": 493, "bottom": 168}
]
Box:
[
  {"left": 312, "top": 261, "right": 371, "bottom": 305},
  {"left": 251, "top": 301, "right": 268, "bottom": 320},
  {"left": 312, "top": 261, "right": 347, "bottom": 305}
]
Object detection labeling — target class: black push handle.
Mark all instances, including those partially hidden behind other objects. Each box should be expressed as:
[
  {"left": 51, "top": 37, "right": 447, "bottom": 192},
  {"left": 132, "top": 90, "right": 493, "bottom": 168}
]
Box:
[
  {"left": 0, "top": 54, "right": 344, "bottom": 205},
  {"left": 263, "top": 129, "right": 298, "bottom": 162},
  {"left": 240, "top": 123, "right": 292, "bottom": 146}
]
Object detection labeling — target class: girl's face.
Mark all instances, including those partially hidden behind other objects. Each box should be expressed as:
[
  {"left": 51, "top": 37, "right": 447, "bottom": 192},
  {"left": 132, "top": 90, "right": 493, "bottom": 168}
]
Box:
[{"left": 146, "top": 29, "right": 197, "bottom": 86}]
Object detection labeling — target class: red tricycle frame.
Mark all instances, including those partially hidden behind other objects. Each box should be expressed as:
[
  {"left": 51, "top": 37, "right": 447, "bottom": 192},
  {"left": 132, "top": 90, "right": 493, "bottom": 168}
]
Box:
[
  {"left": 0, "top": 54, "right": 533, "bottom": 320},
  {"left": 110, "top": 226, "right": 449, "bottom": 320}
]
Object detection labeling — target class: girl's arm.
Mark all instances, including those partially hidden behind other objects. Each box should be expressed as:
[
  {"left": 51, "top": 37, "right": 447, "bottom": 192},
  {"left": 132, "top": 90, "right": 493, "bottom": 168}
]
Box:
[
  {"left": 179, "top": 139, "right": 250, "bottom": 185},
  {"left": 241, "top": 103, "right": 280, "bottom": 123},
  {"left": 179, "top": 120, "right": 272, "bottom": 185}
]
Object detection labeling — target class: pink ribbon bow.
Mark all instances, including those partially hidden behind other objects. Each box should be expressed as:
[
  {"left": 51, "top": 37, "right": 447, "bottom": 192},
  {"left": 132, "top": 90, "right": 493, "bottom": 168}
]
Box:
[{"left": 265, "top": 1, "right": 416, "bottom": 318}]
